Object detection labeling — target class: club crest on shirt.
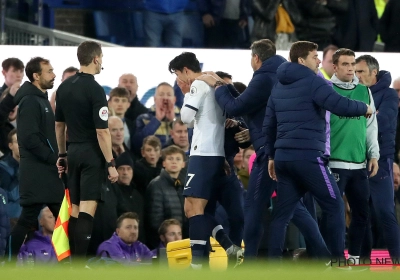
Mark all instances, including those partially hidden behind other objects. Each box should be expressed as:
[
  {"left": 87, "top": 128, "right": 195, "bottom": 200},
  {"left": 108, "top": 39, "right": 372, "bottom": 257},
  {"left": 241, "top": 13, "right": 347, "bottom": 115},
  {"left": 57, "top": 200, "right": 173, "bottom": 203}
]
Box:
[
  {"left": 190, "top": 87, "right": 197, "bottom": 96},
  {"left": 333, "top": 173, "right": 340, "bottom": 182},
  {"left": 99, "top": 106, "right": 109, "bottom": 121}
]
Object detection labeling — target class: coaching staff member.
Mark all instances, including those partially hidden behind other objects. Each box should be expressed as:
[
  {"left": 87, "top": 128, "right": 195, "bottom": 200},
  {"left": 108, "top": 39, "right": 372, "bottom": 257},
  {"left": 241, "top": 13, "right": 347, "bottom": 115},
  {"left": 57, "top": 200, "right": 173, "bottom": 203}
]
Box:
[
  {"left": 55, "top": 41, "right": 119, "bottom": 260},
  {"left": 9, "top": 57, "right": 64, "bottom": 260}
]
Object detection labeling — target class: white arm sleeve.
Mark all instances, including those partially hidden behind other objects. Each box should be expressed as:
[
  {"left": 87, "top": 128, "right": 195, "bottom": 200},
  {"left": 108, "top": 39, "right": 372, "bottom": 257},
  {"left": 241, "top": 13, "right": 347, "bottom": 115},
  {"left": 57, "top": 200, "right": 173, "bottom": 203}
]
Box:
[{"left": 366, "top": 88, "right": 380, "bottom": 160}]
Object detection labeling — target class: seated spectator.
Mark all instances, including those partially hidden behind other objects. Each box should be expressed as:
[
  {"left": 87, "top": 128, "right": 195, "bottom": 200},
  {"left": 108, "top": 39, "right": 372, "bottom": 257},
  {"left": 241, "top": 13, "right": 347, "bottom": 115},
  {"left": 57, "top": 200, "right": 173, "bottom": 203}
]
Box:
[
  {"left": 0, "top": 129, "right": 21, "bottom": 225},
  {"left": 115, "top": 152, "right": 145, "bottom": 242},
  {"left": 132, "top": 82, "right": 180, "bottom": 156},
  {"left": 0, "top": 188, "right": 9, "bottom": 263},
  {"left": 17, "top": 207, "right": 57, "bottom": 265},
  {"left": 145, "top": 145, "right": 187, "bottom": 249},
  {"left": 108, "top": 87, "right": 135, "bottom": 150},
  {"left": 237, "top": 146, "right": 255, "bottom": 190},
  {"left": 152, "top": 219, "right": 182, "bottom": 256},
  {"left": 108, "top": 116, "right": 135, "bottom": 160},
  {"left": 164, "top": 118, "right": 189, "bottom": 153},
  {"left": 49, "top": 66, "right": 78, "bottom": 112},
  {"left": 97, "top": 212, "right": 153, "bottom": 265},
  {"left": 118, "top": 74, "right": 148, "bottom": 133},
  {"left": 0, "top": 57, "right": 24, "bottom": 155},
  {"left": 133, "top": 136, "right": 163, "bottom": 196}
]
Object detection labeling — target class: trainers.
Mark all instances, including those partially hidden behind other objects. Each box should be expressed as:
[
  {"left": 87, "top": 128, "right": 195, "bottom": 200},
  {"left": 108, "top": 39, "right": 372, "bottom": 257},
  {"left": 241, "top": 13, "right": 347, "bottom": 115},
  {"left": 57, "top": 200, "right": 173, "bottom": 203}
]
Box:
[{"left": 226, "top": 245, "right": 244, "bottom": 268}]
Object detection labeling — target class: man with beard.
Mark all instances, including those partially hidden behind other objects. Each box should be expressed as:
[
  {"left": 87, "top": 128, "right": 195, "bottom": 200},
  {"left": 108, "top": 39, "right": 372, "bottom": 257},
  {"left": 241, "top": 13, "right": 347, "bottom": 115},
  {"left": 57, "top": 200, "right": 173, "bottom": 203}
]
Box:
[{"left": 8, "top": 57, "right": 64, "bottom": 262}]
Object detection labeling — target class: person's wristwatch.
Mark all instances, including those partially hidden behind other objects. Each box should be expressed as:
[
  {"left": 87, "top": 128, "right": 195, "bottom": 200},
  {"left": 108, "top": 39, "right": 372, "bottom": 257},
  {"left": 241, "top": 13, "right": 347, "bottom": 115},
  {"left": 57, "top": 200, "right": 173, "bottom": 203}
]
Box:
[
  {"left": 107, "top": 159, "right": 116, "bottom": 168},
  {"left": 214, "top": 81, "right": 225, "bottom": 88},
  {"left": 58, "top": 153, "right": 67, "bottom": 157}
]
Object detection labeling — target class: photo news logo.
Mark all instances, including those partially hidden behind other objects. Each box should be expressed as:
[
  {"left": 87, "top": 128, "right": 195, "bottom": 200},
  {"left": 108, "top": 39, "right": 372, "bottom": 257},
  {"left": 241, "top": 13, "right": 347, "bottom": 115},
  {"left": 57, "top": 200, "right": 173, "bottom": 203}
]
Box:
[{"left": 331, "top": 257, "right": 400, "bottom": 267}]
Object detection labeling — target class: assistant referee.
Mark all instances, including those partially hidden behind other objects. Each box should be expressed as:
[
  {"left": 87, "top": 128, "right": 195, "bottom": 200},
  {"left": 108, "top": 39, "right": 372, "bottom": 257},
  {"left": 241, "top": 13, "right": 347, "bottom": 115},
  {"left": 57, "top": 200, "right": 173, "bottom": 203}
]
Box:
[{"left": 55, "top": 41, "right": 119, "bottom": 261}]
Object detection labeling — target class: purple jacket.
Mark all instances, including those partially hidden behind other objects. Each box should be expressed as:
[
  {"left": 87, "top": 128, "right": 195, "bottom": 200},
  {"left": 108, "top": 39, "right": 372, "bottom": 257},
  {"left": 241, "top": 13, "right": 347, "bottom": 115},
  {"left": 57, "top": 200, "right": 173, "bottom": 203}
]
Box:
[
  {"left": 151, "top": 242, "right": 165, "bottom": 257},
  {"left": 97, "top": 233, "right": 153, "bottom": 264},
  {"left": 17, "top": 231, "right": 57, "bottom": 265}
]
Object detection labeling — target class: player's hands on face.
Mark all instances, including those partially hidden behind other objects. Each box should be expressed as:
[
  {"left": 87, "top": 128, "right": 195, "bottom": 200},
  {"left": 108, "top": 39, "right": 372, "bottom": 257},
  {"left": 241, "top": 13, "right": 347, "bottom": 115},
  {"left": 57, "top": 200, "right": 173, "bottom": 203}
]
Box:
[
  {"left": 202, "top": 14, "right": 215, "bottom": 27},
  {"left": 225, "top": 118, "right": 239, "bottom": 128},
  {"left": 108, "top": 166, "right": 119, "bottom": 183},
  {"left": 56, "top": 157, "right": 68, "bottom": 178},
  {"left": 268, "top": 160, "right": 277, "bottom": 181},
  {"left": 365, "top": 104, "right": 373, "bottom": 118},
  {"left": 234, "top": 127, "right": 250, "bottom": 143},
  {"left": 195, "top": 74, "right": 218, "bottom": 87},
  {"left": 368, "top": 158, "right": 379, "bottom": 178},
  {"left": 177, "top": 78, "right": 190, "bottom": 94}
]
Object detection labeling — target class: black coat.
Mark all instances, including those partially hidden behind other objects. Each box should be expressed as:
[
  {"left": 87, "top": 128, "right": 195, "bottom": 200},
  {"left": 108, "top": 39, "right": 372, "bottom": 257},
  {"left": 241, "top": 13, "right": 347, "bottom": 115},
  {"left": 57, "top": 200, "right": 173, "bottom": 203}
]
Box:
[
  {"left": 251, "top": 0, "right": 302, "bottom": 42},
  {"left": 14, "top": 82, "right": 64, "bottom": 206},
  {"left": 334, "top": 0, "right": 378, "bottom": 51},
  {"left": 0, "top": 90, "right": 15, "bottom": 155},
  {"left": 124, "top": 96, "right": 148, "bottom": 134},
  {"left": 380, "top": 0, "right": 400, "bottom": 52},
  {"left": 133, "top": 157, "right": 162, "bottom": 196},
  {"left": 145, "top": 169, "right": 188, "bottom": 249}
]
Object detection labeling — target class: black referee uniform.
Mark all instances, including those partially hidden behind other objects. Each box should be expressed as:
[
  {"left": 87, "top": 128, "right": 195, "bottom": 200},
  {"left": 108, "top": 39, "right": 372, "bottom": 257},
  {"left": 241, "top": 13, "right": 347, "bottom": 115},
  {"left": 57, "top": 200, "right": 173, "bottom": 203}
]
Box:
[{"left": 55, "top": 72, "right": 109, "bottom": 257}]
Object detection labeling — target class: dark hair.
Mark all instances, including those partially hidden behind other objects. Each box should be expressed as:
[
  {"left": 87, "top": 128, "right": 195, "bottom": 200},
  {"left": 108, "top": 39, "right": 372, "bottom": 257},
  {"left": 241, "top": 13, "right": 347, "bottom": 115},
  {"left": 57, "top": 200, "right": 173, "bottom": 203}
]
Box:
[
  {"left": 332, "top": 48, "right": 355, "bottom": 65},
  {"left": 355, "top": 55, "right": 380, "bottom": 73},
  {"left": 168, "top": 52, "right": 201, "bottom": 73},
  {"left": 290, "top": 41, "right": 318, "bottom": 64},
  {"left": 142, "top": 135, "right": 161, "bottom": 150},
  {"left": 250, "top": 39, "right": 276, "bottom": 62},
  {"left": 7, "top": 128, "right": 17, "bottom": 144},
  {"left": 233, "top": 82, "right": 247, "bottom": 94},
  {"left": 116, "top": 212, "right": 139, "bottom": 228},
  {"left": 77, "top": 41, "right": 102, "bottom": 66},
  {"left": 162, "top": 145, "right": 185, "bottom": 161},
  {"left": 109, "top": 87, "right": 130, "bottom": 101},
  {"left": 158, "top": 219, "right": 181, "bottom": 236},
  {"left": 25, "top": 57, "right": 50, "bottom": 82},
  {"left": 322, "top": 45, "right": 338, "bottom": 60},
  {"left": 62, "top": 66, "right": 78, "bottom": 78},
  {"left": 215, "top": 71, "right": 232, "bottom": 80},
  {"left": 2, "top": 58, "right": 24, "bottom": 72},
  {"left": 172, "top": 117, "right": 185, "bottom": 129}
]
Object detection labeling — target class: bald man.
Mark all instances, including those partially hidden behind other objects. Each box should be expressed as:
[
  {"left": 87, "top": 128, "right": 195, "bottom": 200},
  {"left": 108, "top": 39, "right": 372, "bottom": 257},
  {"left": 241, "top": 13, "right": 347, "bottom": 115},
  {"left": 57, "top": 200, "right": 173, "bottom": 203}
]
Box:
[{"left": 118, "top": 74, "right": 148, "bottom": 134}]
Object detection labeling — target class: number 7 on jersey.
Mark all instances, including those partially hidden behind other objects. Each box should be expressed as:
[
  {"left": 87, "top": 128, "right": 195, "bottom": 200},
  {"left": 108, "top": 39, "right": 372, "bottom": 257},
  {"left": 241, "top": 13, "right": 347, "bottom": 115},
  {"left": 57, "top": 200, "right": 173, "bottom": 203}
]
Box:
[{"left": 186, "top": 173, "right": 195, "bottom": 187}]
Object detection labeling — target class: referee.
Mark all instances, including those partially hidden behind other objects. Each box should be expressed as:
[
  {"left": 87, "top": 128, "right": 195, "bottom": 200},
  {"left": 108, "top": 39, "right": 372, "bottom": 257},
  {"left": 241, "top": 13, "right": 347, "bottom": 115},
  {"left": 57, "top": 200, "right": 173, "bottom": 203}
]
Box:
[{"left": 55, "top": 41, "right": 118, "bottom": 261}]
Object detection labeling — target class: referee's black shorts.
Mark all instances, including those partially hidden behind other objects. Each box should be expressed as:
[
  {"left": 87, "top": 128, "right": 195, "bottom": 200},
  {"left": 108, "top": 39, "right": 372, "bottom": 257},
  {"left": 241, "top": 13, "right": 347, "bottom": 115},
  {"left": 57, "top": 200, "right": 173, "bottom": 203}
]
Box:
[{"left": 67, "top": 142, "right": 107, "bottom": 205}]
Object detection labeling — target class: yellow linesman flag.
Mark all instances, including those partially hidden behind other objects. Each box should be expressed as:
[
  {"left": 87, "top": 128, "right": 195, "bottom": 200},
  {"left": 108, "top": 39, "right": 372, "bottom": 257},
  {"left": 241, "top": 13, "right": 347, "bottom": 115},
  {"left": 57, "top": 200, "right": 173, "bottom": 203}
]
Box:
[{"left": 51, "top": 189, "right": 72, "bottom": 261}]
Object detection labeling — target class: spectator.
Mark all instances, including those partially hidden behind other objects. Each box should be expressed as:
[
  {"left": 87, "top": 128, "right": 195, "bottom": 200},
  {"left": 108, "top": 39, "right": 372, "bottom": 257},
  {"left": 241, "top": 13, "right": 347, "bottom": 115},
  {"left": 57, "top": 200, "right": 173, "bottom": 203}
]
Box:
[
  {"left": 143, "top": 0, "right": 188, "bottom": 47},
  {"left": 49, "top": 66, "right": 78, "bottom": 113},
  {"left": 237, "top": 146, "right": 255, "bottom": 190},
  {"left": 114, "top": 152, "right": 145, "bottom": 243},
  {"left": 97, "top": 212, "right": 153, "bottom": 265},
  {"left": 198, "top": 0, "right": 251, "bottom": 48},
  {"left": 252, "top": 0, "right": 302, "bottom": 49},
  {"left": 108, "top": 87, "right": 135, "bottom": 150},
  {"left": 319, "top": 44, "right": 338, "bottom": 79},
  {"left": 215, "top": 71, "right": 233, "bottom": 84},
  {"left": 232, "top": 82, "right": 247, "bottom": 94},
  {"left": 17, "top": 207, "right": 57, "bottom": 265},
  {"left": 0, "top": 58, "right": 24, "bottom": 156},
  {"left": 0, "top": 188, "right": 9, "bottom": 263},
  {"left": 118, "top": 74, "right": 148, "bottom": 134},
  {"left": 108, "top": 116, "right": 134, "bottom": 160},
  {"left": 0, "top": 129, "right": 21, "bottom": 225},
  {"left": 379, "top": 0, "right": 400, "bottom": 52},
  {"left": 334, "top": 0, "right": 378, "bottom": 51},
  {"left": 132, "top": 82, "right": 179, "bottom": 156},
  {"left": 153, "top": 219, "right": 182, "bottom": 255},
  {"left": 145, "top": 145, "right": 187, "bottom": 249},
  {"left": 164, "top": 118, "right": 189, "bottom": 153},
  {"left": 133, "top": 136, "right": 163, "bottom": 196}
]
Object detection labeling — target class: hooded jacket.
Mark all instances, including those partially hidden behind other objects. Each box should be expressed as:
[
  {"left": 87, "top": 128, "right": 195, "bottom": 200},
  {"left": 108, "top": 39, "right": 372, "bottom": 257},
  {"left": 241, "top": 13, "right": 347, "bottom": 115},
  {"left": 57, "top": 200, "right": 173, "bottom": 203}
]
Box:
[
  {"left": 17, "top": 231, "right": 57, "bottom": 265},
  {"left": 0, "top": 153, "right": 21, "bottom": 218},
  {"left": 215, "top": 55, "right": 286, "bottom": 152},
  {"left": 369, "top": 71, "right": 398, "bottom": 159},
  {"left": 263, "top": 62, "right": 367, "bottom": 160},
  {"left": 97, "top": 232, "right": 153, "bottom": 264},
  {"left": 14, "top": 82, "right": 64, "bottom": 205}
]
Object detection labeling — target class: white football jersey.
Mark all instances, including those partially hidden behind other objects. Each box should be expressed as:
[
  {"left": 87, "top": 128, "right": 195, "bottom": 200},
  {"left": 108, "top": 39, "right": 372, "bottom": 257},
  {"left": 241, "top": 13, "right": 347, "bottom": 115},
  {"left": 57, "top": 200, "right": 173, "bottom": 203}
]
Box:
[{"left": 183, "top": 80, "right": 225, "bottom": 157}]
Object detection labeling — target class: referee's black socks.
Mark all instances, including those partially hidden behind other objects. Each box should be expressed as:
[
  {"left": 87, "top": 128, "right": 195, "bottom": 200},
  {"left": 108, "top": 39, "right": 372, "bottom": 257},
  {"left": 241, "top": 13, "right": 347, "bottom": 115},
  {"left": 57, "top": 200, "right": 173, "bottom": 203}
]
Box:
[
  {"left": 68, "top": 216, "right": 78, "bottom": 256},
  {"left": 74, "top": 212, "right": 94, "bottom": 259}
]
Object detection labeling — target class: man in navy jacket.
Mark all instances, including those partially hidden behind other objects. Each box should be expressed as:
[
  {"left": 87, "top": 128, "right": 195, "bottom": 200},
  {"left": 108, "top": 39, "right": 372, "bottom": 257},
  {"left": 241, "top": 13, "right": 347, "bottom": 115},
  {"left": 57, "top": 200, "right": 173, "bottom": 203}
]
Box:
[
  {"left": 355, "top": 55, "right": 400, "bottom": 260},
  {"left": 264, "top": 41, "right": 372, "bottom": 258}
]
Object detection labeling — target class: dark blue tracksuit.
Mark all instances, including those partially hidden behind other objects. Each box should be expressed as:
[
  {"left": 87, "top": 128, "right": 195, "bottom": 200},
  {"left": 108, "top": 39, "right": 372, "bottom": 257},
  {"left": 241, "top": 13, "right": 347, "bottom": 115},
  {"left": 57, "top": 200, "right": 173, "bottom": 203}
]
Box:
[
  {"left": 363, "top": 71, "right": 400, "bottom": 259},
  {"left": 215, "top": 55, "right": 286, "bottom": 257},
  {"left": 263, "top": 62, "right": 368, "bottom": 258}
]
